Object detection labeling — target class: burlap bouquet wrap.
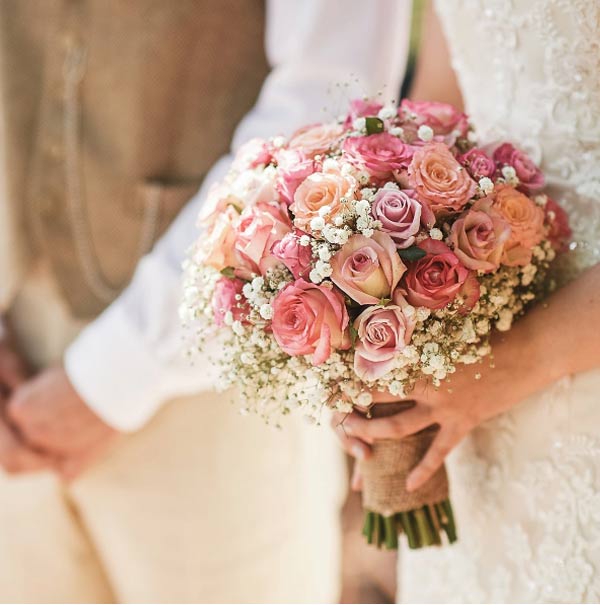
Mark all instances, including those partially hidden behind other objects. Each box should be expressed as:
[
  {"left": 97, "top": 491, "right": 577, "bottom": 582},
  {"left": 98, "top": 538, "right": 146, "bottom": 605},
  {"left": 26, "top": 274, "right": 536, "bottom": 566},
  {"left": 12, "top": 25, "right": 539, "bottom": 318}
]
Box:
[{"left": 356, "top": 402, "right": 457, "bottom": 549}]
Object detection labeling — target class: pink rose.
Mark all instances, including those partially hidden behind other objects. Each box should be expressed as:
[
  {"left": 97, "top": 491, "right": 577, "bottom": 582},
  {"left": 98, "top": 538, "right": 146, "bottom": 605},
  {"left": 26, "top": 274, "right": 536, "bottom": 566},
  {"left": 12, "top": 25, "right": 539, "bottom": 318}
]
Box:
[
  {"left": 408, "top": 143, "right": 477, "bottom": 213},
  {"left": 343, "top": 133, "right": 415, "bottom": 181},
  {"left": 275, "top": 148, "right": 318, "bottom": 205},
  {"left": 403, "top": 239, "right": 480, "bottom": 311},
  {"left": 212, "top": 277, "right": 250, "bottom": 328},
  {"left": 291, "top": 166, "right": 355, "bottom": 233},
  {"left": 544, "top": 197, "right": 572, "bottom": 252},
  {"left": 233, "top": 201, "right": 293, "bottom": 278},
  {"left": 493, "top": 143, "right": 544, "bottom": 192},
  {"left": 330, "top": 231, "right": 406, "bottom": 305},
  {"left": 343, "top": 98, "right": 384, "bottom": 128},
  {"left": 271, "top": 230, "right": 313, "bottom": 279},
  {"left": 491, "top": 185, "right": 545, "bottom": 266},
  {"left": 399, "top": 99, "right": 469, "bottom": 138},
  {"left": 353, "top": 291, "right": 416, "bottom": 381},
  {"left": 271, "top": 279, "right": 351, "bottom": 365},
  {"left": 232, "top": 138, "right": 273, "bottom": 171},
  {"left": 449, "top": 198, "right": 511, "bottom": 273},
  {"left": 288, "top": 122, "right": 344, "bottom": 157},
  {"left": 200, "top": 204, "right": 240, "bottom": 272},
  {"left": 458, "top": 148, "right": 496, "bottom": 179},
  {"left": 370, "top": 188, "right": 435, "bottom": 249}
]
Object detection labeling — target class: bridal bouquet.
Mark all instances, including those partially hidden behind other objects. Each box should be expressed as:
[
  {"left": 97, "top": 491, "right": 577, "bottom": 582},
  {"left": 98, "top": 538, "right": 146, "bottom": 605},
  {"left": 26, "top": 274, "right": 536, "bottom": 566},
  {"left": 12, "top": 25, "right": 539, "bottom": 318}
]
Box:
[{"left": 181, "top": 98, "right": 571, "bottom": 549}]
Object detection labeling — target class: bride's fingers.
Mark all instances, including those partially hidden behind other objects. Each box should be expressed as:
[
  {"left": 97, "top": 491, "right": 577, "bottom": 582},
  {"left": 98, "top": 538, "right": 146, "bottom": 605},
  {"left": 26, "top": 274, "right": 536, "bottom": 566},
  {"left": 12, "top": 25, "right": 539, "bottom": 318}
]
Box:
[
  {"left": 342, "top": 405, "right": 434, "bottom": 444},
  {"left": 350, "top": 463, "right": 363, "bottom": 492},
  {"left": 406, "top": 427, "right": 460, "bottom": 492},
  {"left": 330, "top": 413, "right": 372, "bottom": 461}
]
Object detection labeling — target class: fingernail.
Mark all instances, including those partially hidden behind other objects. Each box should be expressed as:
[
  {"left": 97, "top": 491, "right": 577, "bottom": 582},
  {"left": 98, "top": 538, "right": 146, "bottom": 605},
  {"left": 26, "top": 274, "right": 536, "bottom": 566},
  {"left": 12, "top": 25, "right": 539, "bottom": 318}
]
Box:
[
  {"left": 406, "top": 475, "right": 417, "bottom": 492},
  {"left": 344, "top": 422, "right": 354, "bottom": 436},
  {"left": 351, "top": 444, "right": 365, "bottom": 460}
]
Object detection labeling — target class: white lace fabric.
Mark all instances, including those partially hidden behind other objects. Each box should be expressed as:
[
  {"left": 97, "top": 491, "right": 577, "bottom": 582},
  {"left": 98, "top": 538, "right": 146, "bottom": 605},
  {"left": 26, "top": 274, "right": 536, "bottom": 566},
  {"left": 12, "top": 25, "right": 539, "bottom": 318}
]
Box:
[{"left": 399, "top": 1, "right": 600, "bottom": 602}]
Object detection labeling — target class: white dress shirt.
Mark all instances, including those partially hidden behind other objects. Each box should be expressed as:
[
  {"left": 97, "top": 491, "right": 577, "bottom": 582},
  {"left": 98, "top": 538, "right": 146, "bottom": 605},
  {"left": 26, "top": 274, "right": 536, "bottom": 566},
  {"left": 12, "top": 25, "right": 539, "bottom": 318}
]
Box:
[{"left": 64, "top": 0, "right": 412, "bottom": 431}]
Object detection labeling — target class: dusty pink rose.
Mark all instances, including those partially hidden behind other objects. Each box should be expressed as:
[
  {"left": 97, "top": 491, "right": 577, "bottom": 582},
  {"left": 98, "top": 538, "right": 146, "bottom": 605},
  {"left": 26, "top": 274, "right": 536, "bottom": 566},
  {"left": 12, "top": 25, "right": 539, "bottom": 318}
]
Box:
[
  {"left": 275, "top": 148, "right": 317, "bottom": 205},
  {"left": 343, "top": 133, "right": 415, "bottom": 181},
  {"left": 288, "top": 122, "right": 344, "bottom": 157},
  {"left": 271, "top": 279, "right": 350, "bottom": 365},
  {"left": 291, "top": 166, "right": 355, "bottom": 233},
  {"left": 212, "top": 277, "right": 250, "bottom": 327},
  {"left": 544, "top": 197, "right": 572, "bottom": 252},
  {"left": 449, "top": 198, "right": 511, "bottom": 273},
  {"left": 271, "top": 230, "right": 313, "bottom": 279},
  {"left": 330, "top": 231, "right": 406, "bottom": 305},
  {"left": 353, "top": 290, "right": 416, "bottom": 381},
  {"left": 200, "top": 204, "right": 240, "bottom": 272},
  {"left": 408, "top": 143, "right": 477, "bottom": 213},
  {"left": 459, "top": 148, "right": 496, "bottom": 179},
  {"left": 399, "top": 99, "right": 469, "bottom": 138},
  {"left": 233, "top": 201, "right": 293, "bottom": 278},
  {"left": 492, "top": 185, "right": 545, "bottom": 266},
  {"left": 403, "top": 239, "right": 480, "bottom": 311},
  {"left": 232, "top": 138, "right": 273, "bottom": 171},
  {"left": 370, "top": 188, "right": 435, "bottom": 249},
  {"left": 343, "top": 98, "right": 384, "bottom": 128},
  {"left": 493, "top": 143, "right": 544, "bottom": 192}
]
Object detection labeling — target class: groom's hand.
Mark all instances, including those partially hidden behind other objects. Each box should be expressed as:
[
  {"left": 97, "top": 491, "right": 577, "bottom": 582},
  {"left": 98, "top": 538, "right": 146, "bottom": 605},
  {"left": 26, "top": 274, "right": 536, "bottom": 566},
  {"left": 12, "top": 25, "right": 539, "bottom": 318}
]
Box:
[{"left": 7, "top": 366, "right": 118, "bottom": 480}]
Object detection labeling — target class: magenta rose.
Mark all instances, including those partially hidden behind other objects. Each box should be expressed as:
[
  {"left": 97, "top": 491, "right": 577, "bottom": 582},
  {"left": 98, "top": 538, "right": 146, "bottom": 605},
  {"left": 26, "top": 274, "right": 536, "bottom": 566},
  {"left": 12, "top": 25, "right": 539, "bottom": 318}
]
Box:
[
  {"left": 353, "top": 291, "right": 416, "bottom": 381},
  {"left": 370, "top": 188, "right": 435, "bottom": 249},
  {"left": 233, "top": 201, "right": 293, "bottom": 278},
  {"left": 403, "top": 239, "right": 480, "bottom": 311},
  {"left": 343, "top": 98, "right": 384, "bottom": 128},
  {"left": 275, "top": 148, "right": 317, "bottom": 205},
  {"left": 544, "top": 197, "right": 572, "bottom": 252},
  {"left": 408, "top": 143, "right": 477, "bottom": 213},
  {"left": 212, "top": 277, "right": 250, "bottom": 327},
  {"left": 399, "top": 99, "right": 469, "bottom": 138},
  {"left": 271, "top": 230, "right": 313, "bottom": 279},
  {"left": 458, "top": 148, "right": 496, "bottom": 179},
  {"left": 271, "top": 279, "right": 350, "bottom": 365},
  {"left": 449, "top": 198, "right": 511, "bottom": 273},
  {"left": 343, "top": 133, "right": 414, "bottom": 181},
  {"left": 330, "top": 231, "right": 406, "bottom": 305},
  {"left": 493, "top": 143, "right": 544, "bottom": 192}
]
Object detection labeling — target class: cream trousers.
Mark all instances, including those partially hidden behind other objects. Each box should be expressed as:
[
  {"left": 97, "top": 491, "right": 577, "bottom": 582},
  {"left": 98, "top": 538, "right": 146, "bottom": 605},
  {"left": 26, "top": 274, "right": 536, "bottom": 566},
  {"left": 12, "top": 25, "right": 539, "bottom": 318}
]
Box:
[{"left": 2, "top": 265, "right": 346, "bottom": 603}]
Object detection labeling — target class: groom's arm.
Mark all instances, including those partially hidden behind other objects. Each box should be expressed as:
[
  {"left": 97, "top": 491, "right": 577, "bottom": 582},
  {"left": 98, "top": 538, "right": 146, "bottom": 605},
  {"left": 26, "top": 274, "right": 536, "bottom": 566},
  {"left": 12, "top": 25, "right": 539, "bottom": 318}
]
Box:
[{"left": 9, "top": 0, "right": 412, "bottom": 439}]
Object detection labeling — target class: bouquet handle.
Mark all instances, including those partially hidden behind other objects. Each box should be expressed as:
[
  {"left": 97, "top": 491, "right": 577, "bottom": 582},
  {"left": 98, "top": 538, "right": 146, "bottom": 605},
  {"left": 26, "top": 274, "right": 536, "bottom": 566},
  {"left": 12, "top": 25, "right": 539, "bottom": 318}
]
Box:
[{"left": 356, "top": 402, "right": 457, "bottom": 549}]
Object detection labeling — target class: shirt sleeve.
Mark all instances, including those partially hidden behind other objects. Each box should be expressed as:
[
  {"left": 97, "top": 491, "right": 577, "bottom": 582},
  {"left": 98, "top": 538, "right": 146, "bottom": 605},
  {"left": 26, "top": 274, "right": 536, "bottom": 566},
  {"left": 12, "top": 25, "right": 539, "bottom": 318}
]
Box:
[{"left": 64, "top": 0, "right": 413, "bottom": 431}]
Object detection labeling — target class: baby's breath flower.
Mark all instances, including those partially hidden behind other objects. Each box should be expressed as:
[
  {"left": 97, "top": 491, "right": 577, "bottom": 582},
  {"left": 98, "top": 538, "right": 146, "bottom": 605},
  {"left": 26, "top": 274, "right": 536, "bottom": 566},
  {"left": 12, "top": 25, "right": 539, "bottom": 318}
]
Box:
[
  {"left": 429, "top": 227, "right": 443, "bottom": 240},
  {"left": 417, "top": 124, "right": 434, "bottom": 142}
]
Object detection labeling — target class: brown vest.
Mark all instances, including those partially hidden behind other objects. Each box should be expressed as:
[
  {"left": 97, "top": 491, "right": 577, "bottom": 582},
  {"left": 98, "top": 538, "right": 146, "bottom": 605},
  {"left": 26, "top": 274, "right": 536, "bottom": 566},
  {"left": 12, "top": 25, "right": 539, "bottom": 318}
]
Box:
[{"left": 0, "top": 0, "right": 268, "bottom": 318}]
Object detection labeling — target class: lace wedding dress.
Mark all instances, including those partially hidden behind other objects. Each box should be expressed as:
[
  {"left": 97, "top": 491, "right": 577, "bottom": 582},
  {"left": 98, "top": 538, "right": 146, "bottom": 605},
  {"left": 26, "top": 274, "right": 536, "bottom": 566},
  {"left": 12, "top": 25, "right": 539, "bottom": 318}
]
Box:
[{"left": 399, "top": 1, "right": 600, "bottom": 602}]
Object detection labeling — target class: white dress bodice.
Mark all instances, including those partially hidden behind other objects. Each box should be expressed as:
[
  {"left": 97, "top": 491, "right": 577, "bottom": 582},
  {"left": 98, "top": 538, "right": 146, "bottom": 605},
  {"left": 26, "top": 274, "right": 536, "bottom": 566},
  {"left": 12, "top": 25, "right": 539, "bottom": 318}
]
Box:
[{"left": 399, "top": 2, "right": 600, "bottom": 602}]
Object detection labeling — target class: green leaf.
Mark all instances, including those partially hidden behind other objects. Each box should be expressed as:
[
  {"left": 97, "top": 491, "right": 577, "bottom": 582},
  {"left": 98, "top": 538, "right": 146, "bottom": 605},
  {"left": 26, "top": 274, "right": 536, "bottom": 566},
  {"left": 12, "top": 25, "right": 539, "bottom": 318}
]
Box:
[
  {"left": 220, "top": 267, "right": 235, "bottom": 278},
  {"left": 399, "top": 245, "right": 427, "bottom": 262},
  {"left": 349, "top": 325, "right": 359, "bottom": 347},
  {"left": 379, "top": 297, "right": 392, "bottom": 306},
  {"left": 365, "top": 116, "right": 384, "bottom": 135}
]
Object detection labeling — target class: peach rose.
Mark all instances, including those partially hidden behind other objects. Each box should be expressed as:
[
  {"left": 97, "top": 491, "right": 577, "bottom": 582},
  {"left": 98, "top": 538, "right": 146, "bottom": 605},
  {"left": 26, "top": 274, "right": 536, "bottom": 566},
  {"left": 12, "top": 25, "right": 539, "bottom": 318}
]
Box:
[
  {"left": 288, "top": 122, "right": 344, "bottom": 157},
  {"left": 200, "top": 204, "right": 240, "bottom": 272},
  {"left": 275, "top": 148, "right": 318, "bottom": 205},
  {"left": 343, "top": 133, "right": 414, "bottom": 181},
  {"left": 330, "top": 231, "right": 406, "bottom": 305},
  {"left": 408, "top": 143, "right": 477, "bottom": 213},
  {"left": 291, "top": 166, "right": 355, "bottom": 233},
  {"left": 353, "top": 291, "right": 416, "bottom": 381},
  {"left": 233, "top": 201, "right": 293, "bottom": 278},
  {"left": 271, "top": 279, "right": 351, "bottom": 365},
  {"left": 212, "top": 277, "right": 251, "bottom": 327},
  {"left": 492, "top": 185, "right": 545, "bottom": 266},
  {"left": 403, "top": 239, "right": 480, "bottom": 311},
  {"left": 449, "top": 198, "right": 511, "bottom": 273}
]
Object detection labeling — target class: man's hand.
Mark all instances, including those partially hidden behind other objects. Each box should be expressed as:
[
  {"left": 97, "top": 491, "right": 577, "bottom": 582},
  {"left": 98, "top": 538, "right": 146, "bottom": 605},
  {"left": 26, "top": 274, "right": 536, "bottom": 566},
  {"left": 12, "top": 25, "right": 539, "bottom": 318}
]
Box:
[
  {"left": 7, "top": 366, "right": 118, "bottom": 480},
  {"left": 0, "top": 322, "right": 54, "bottom": 473}
]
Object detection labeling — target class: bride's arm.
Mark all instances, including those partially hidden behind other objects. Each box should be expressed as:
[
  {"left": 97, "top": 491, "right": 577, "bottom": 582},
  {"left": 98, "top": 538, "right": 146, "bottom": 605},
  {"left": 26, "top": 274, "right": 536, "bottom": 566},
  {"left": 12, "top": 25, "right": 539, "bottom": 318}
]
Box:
[{"left": 343, "top": 262, "right": 600, "bottom": 490}]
